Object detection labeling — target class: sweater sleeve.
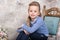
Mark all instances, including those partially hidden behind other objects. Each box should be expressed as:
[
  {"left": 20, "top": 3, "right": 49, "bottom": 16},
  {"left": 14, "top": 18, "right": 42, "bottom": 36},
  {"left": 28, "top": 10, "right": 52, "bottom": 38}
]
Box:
[
  {"left": 17, "top": 28, "right": 23, "bottom": 33},
  {"left": 22, "top": 18, "right": 44, "bottom": 33}
]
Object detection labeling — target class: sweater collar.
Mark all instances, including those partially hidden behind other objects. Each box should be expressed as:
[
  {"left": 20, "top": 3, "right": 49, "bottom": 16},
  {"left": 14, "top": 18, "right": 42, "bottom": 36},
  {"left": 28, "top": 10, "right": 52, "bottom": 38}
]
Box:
[{"left": 31, "top": 16, "right": 39, "bottom": 24}]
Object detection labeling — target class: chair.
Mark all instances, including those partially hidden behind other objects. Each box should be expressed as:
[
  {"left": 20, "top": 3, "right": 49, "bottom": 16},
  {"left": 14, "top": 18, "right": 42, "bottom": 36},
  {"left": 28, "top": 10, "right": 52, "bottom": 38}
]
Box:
[{"left": 42, "top": 5, "right": 60, "bottom": 40}]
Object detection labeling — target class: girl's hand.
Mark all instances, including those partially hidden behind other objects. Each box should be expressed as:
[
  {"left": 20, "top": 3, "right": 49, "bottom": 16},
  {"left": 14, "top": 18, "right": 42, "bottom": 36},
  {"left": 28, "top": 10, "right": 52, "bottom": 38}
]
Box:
[{"left": 23, "top": 30, "right": 29, "bottom": 35}]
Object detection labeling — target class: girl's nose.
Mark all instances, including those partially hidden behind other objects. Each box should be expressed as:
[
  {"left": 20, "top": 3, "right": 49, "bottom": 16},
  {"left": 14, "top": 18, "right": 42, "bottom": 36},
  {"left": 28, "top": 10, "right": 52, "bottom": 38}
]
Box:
[{"left": 32, "top": 11, "right": 35, "bottom": 14}]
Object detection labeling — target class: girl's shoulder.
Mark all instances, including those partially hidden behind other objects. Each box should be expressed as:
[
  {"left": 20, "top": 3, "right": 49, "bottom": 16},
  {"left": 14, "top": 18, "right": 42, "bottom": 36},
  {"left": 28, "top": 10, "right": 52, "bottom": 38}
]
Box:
[
  {"left": 33, "top": 16, "right": 44, "bottom": 24},
  {"left": 37, "top": 16, "right": 43, "bottom": 21}
]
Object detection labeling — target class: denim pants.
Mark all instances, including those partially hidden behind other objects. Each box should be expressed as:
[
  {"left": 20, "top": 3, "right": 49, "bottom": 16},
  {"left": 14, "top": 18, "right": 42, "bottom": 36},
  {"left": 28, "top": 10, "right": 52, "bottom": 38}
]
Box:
[{"left": 16, "top": 31, "right": 48, "bottom": 40}]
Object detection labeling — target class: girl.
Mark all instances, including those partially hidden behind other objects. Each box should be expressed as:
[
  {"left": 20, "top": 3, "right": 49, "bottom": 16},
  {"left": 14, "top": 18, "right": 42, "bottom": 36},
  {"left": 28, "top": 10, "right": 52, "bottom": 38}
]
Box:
[{"left": 16, "top": 1, "right": 49, "bottom": 40}]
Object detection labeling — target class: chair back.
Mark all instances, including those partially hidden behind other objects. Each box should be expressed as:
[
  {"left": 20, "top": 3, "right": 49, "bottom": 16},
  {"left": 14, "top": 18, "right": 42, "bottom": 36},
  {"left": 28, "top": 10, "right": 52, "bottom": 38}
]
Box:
[{"left": 42, "top": 5, "right": 60, "bottom": 35}]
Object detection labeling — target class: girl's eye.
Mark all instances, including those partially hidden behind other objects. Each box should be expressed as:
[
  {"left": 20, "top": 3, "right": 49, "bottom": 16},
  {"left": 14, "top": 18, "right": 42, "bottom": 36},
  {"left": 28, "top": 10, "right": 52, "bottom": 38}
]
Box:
[
  {"left": 30, "top": 10, "right": 32, "bottom": 12},
  {"left": 34, "top": 11, "right": 37, "bottom": 12}
]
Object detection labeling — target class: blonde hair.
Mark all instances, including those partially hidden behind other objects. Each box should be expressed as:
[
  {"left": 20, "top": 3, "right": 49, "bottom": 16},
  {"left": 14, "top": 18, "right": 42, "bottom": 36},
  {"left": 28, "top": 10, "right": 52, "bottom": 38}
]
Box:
[{"left": 26, "top": 1, "right": 41, "bottom": 26}]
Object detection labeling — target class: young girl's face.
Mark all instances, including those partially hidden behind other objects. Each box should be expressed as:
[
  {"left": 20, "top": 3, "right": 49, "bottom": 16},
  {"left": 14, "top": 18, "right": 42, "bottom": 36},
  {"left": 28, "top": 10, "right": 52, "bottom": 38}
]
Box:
[{"left": 28, "top": 6, "right": 40, "bottom": 20}]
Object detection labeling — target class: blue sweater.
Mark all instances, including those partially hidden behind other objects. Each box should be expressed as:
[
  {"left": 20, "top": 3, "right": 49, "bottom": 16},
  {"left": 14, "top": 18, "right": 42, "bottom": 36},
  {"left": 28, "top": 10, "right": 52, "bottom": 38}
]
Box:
[{"left": 17, "top": 16, "right": 49, "bottom": 36}]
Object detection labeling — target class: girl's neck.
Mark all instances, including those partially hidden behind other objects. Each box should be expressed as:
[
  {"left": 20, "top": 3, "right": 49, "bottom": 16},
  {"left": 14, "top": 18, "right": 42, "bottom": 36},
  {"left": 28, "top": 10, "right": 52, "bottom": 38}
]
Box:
[
  {"left": 31, "top": 18, "right": 35, "bottom": 21},
  {"left": 31, "top": 16, "right": 38, "bottom": 21}
]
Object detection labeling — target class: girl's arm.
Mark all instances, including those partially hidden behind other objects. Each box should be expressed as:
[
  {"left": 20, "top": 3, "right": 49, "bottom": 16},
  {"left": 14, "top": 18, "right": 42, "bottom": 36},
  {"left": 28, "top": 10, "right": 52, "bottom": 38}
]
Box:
[
  {"left": 17, "top": 28, "right": 23, "bottom": 32},
  {"left": 22, "top": 18, "right": 44, "bottom": 33},
  {"left": 17, "top": 26, "right": 30, "bottom": 35}
]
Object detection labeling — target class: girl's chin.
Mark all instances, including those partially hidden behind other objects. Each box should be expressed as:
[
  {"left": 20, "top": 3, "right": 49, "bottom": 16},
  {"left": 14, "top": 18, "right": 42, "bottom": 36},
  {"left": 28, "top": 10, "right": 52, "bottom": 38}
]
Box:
[{"left": 30, "top": 16, "right": 36, "bottom": 19}]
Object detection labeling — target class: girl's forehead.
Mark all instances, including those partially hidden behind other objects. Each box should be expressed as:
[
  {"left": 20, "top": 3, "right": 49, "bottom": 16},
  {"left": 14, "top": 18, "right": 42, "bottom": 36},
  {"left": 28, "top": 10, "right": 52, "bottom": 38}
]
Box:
[{"left": 29, "top": 6, "right": 39, "bottom": 8}]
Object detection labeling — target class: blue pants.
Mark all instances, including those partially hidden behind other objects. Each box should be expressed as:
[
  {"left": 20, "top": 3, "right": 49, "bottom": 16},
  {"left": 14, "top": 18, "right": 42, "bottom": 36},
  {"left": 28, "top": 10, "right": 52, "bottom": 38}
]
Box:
[{"left": 16, "top": 31, "right": 48, "bottom": 40}]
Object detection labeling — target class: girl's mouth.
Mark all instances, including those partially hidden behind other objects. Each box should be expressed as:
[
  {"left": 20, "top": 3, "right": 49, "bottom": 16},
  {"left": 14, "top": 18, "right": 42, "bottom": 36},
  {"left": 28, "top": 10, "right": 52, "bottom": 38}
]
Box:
[{"left": 31, "top": 15, "right": 35, "bottom": 16}]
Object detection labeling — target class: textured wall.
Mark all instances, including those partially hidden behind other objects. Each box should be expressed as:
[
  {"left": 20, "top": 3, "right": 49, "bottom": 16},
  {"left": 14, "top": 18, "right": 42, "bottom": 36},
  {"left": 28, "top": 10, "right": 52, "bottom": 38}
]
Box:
[
  {"left": 0, "top": 0, "right": 60, "bottom": 40},
  {"left": 0, "top": 0, "right": 27, "bottom": 40}
]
